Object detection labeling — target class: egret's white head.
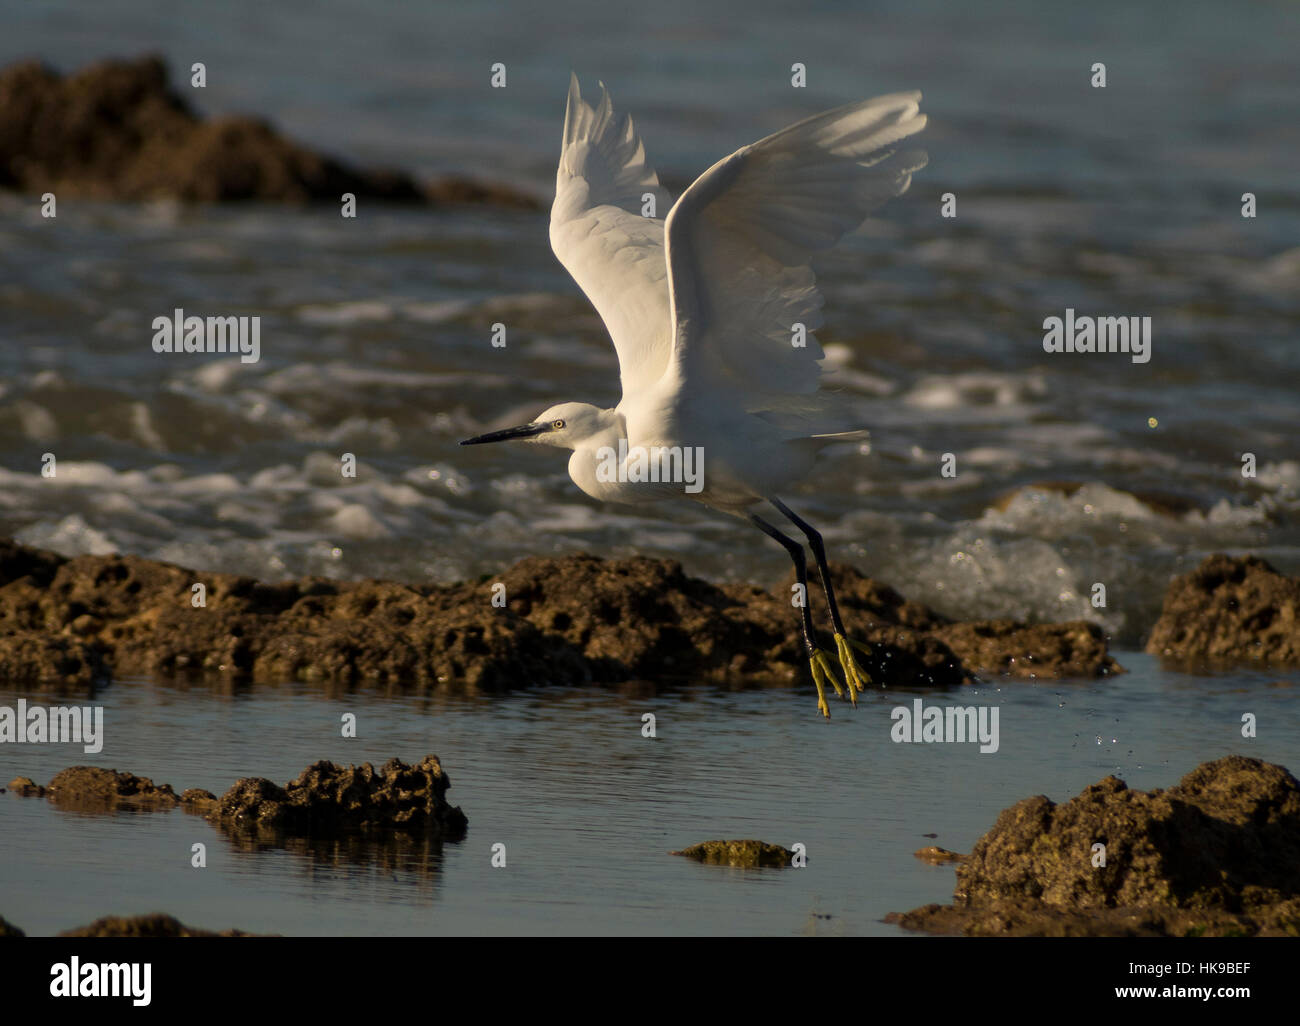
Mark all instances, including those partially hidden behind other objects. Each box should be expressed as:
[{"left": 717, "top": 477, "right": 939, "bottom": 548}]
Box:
[{"left": 460, "top": 401, "right": 608, "bottom": 451}]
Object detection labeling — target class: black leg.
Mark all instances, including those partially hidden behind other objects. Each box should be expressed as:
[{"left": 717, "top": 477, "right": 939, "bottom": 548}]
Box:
[
  {"left": 768, "top": 497, "right": 847, "bottom": 636},
  {"left": 748, "top": 513, "right": 818, "bottom": 656}
]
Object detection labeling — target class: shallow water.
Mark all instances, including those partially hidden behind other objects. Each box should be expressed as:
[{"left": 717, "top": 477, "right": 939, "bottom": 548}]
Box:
[
  {"left": 3, "top": 655, "right": 1298, "bottom": 936},
  {"left": 1, "top": 0, "right": 1298, "bottom": 935}
]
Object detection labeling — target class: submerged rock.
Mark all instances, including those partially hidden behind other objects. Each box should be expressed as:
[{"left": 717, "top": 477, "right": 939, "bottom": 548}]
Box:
[
  {"left": 1146, "top": 554, "right": 1300, "bottom": 667},
  {"left": 212, "top": 755, "right": 467, "bottom": 838},
  {"left": 11, "top": 754, "right": 467, "bottom": 839},
  {"left": 0, "top": 55, "right": 538, "bottom": 208},
  {"left": 0, "top": 915, "right": 26, "bottom": 937},
  {"left": 914, "top": 846, "right": 965, "bottom": 865},
  {"left": 671, "top": 840, "right": 798, "bottom": 868},
  {"left": 58, "top": 914, "right": 260, "bottom": 937},
  {"left": 0, "top": 538, "right": 1122, "bottom": 693},
  {"left": 7, "top": 776, "right": 45, "bottom": 797},
  {"left": 891, "top": 755, "right": 1300, "bottom": 936},
  {"left": 45, "top": 766, "right": 179, "bottom": 810},
  {"left": 180, "top": 788, "right": 217, "bottom": 811}
]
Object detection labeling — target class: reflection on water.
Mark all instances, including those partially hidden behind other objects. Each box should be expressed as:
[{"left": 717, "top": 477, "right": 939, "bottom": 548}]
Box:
[{"left": 3, "top": 655, "right": 1298, "bottom": 935}]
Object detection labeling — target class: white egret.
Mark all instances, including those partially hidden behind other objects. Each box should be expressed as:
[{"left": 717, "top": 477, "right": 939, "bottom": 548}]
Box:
[{"left": 463, "top": 74, "right": 927, "bottom": 717}]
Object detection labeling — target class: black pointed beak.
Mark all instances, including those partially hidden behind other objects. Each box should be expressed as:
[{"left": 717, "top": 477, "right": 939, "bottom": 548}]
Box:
[{"left": 460, "top": 422, "right": 548, "bottom": 445}]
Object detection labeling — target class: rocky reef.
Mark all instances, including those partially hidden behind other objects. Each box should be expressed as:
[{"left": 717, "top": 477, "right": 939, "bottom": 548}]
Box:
[
  {"left": 0, "top": 55, "right": 539, "bottom": 207},
  {"left": 9, "top": 754, "right": 468, "bottom": 841},
  {"left": 671, "top": 840, "right": 798, "bottom": 868},
  {"left": 0, "top": 538, "right": 1121, "bottom": 694},
  {"left": 1146, "top": 554, "right": 1300, "bottom": 668},
  {"left": 890, "top": 755, "right": 1300, "bottom": 936}
]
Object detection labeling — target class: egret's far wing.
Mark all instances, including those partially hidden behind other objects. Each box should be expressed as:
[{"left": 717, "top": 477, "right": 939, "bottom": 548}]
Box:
[
  {"left": 664, "top": 92, "right": 927, "bottom": 399},
  {"left": 550, "top": 74, "right": 673, "bottom": 399}
]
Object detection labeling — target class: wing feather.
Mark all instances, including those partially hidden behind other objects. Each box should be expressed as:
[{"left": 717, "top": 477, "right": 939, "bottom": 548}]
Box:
[
  {"left": 549, "top": 74, "right": 672, "bottom": 399},
  {"left": 664, "top": 92, "right": 927, "bottom": 401}
]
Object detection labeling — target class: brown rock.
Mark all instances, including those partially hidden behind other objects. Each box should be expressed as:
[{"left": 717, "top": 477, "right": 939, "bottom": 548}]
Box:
[
  {"left": 886, "top": 900, "right": 1300, "bottom": 938},
  {"left": 424, "top": 175, "right": 541, "bottom": 210},
  {"left": 0, "top": 915, "right": 26, "bottom": 937},
  {"left": 0, "top": 55, "right": 539, "bottom": 208},
  {"left": 211, "top": 754, "right": 467, "bottom": 838},
  {"left": 0, "top": 632, "right": 105, "bottom": 688},
  {"left": 933, "top": 619, "right": 1121, "bottom": 678},
  {"left": 7, "top": 776, "right": 45, "bottom": 797},
  {"left": 58, "top": 914, "right": 260, "bottom": 937},
  {"left": 671, "top": 840, "right": 797, "bottom": 868},
  {"left": 914, "top": 846, "right": 965, "bottom": 865},
  {"left": 0, "top": 537, "right": 1122, "bottom": 694},
  {"left": 45, "top": 766, "right": 179, "bottom": 810},
  {"left": 892, "top": 756, "right": 1300, "bottom": 936},
  {"left": 180, "top": 788, "right": 217, "bottom": 813},
  {"left": 1146, "top": 554, "right": 1300, "bottom": 667}
]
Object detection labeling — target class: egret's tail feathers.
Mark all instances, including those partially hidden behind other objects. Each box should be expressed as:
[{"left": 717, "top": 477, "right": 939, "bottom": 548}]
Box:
[{"left": 749, "top": 390, "right": 867, "bottom": 443}]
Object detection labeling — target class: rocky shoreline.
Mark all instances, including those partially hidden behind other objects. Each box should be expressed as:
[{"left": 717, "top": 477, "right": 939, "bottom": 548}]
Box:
[
  {"left": 0, "top": 55, "right": 540, "bottom": 208},
  {"left": 0, "top": 913, "right": 262, "bottom": 937},
  {"left": 0, "top": 537, "right": 1130, "bottom": 692},
  {"left": 3, "top": 537, "right": 1297, "bottom": 695},
  {"left": 889, "top": 755, "right": 1300, "bottom": 937},
  {"left": 8, "top": 754, "right": 467, "bottom": 839}
]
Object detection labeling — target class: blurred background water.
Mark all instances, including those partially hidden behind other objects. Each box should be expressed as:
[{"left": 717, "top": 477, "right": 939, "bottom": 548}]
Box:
[
  {"left": 1, "top": 0, "right": 1297, "bottom": 637},
  {"left": 0, "top": 0, "right": 1297, "bottom": 935}
]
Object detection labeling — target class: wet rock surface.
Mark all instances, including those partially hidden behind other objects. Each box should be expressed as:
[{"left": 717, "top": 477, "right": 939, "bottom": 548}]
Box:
[
  {"left": 1, "top": 912, "right": 259, "bottom": 937},
  {"left": 7, "top": 776, "right": 45, "bottom": 797},
  {"left": 671, "top": 840, "right": 797, "bottom": 868},
  {"left": 892, "top": 756, "right": 1300, "bottom": 936},
  {"left": 0, "top": 538, "right": 1122, "bottom": 693},
  {"left": 0, "top": 55, "right": 539, "bottom": 208},
  {"left": 212, "top": 755, "right": 467, "bottom": 838},
  {"left": 11, "top": 755, "right": 467, "bottom": 841},
  {"left": 46, "top": 766, "right": 180, "bottom": 810},
  {"left": 1146, "top": 554, "right": 1300, "bottom": 668},
  {"left": 180, "top": 788, "right": 217, "bottom": 808},
  {"left": 914, "top": 846, "right": 965, "bottom": 865},
  {"left": 58, "top": 914, "right": 261, "bottom": 937},
  {"left": 932, "top": 620, "right": 1116, "bottom": 679}
]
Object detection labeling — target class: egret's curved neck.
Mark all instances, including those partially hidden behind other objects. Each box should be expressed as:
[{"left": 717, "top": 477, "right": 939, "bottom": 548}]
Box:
[{"left": 576, "top": 407, "right": 625, "bottom": 454}]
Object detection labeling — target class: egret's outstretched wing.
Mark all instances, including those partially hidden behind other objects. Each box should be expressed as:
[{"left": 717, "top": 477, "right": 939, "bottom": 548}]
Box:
[
  {"left": 550, "top": 74, "right": 673, "bottom": 399},
  {"left": 664, "top": 93, "right": 927, "bottom": 400}
]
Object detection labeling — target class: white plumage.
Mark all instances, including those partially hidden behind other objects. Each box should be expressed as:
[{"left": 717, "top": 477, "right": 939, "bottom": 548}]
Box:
[{"left": 464, "top": 75, "right": 928, "bottom": 715}]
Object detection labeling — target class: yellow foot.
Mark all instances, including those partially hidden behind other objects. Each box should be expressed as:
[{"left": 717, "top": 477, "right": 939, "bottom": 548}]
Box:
[
  {"left": 809, "top": 648, "right": 844, "bottom": 719},
  {"left": 834, "top": 633, "right": 873, "bottom": 701}
]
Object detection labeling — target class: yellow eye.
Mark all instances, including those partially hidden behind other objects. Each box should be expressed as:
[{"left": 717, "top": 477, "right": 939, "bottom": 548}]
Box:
[{"left": 553, "top": 419, "right": 565, "bottom": 429}]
